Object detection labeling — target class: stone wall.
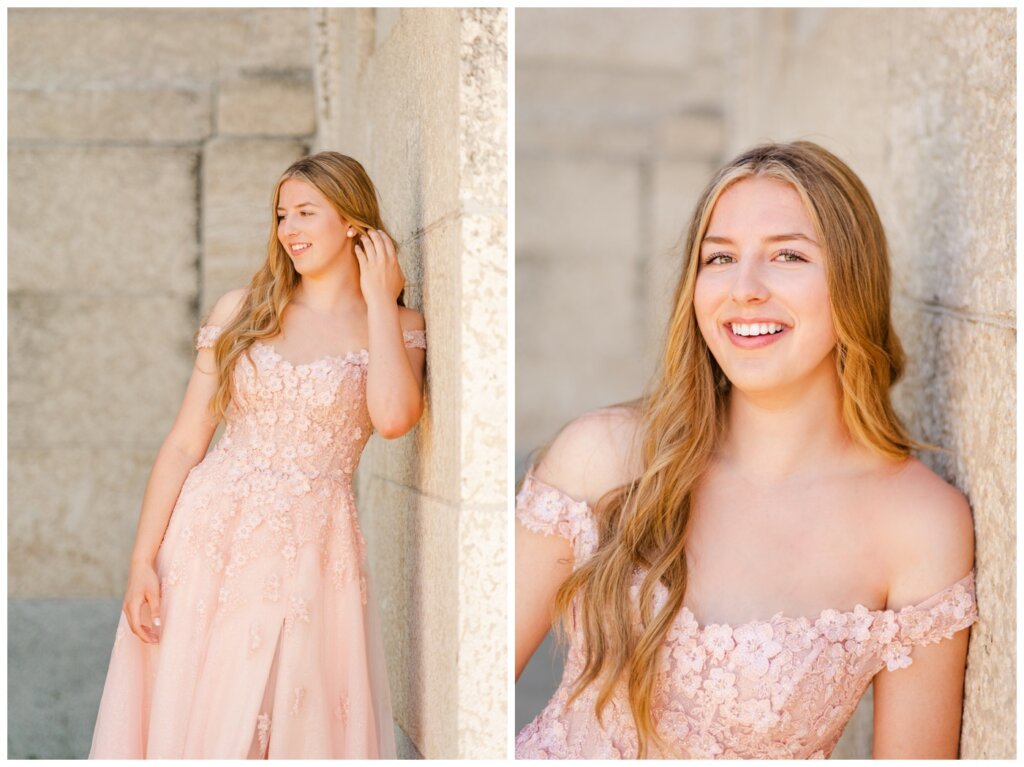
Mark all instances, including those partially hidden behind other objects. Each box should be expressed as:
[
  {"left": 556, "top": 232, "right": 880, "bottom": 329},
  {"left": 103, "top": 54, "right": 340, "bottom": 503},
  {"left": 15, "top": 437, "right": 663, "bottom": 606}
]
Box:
[
  {"left": 314, "top": 9, "right": 508, "bottom": 758},
  {"left": 514, "top": 7, "right": 1014, "bottom": 759},
  {"left": 8, "top": 10, "right": 316, "bottom": 757},
  {"left": 9, "top": 6, "right": 315, "bottom": 598}
]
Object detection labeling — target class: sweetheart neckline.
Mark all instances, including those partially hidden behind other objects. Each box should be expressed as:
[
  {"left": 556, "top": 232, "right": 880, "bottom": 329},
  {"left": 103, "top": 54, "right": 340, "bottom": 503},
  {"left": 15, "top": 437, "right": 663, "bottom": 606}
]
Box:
[
  {"left": 253, "top": 339, "right": 370, "bottom": 368},
  {"left": 251, "top": 340, "right": 369, "bottom": 369},
  {"left": 520, "top": 471, "right": 976, "bottom": 634}
]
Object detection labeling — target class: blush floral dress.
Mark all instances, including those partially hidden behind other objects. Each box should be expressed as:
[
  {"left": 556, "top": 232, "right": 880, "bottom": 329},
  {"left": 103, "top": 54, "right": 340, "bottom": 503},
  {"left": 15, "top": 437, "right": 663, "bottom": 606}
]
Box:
[
  {"left": 515, "top": 471, "right": 978, "bottom": 759},
  {"left": 89, "top": 324, "right": 425, "bottom": 758}
]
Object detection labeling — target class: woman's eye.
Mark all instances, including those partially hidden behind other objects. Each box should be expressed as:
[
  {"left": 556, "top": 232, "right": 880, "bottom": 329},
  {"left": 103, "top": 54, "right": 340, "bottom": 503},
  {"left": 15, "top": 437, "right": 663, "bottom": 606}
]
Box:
[
  {"left": 776, "top": 250, "right": 805, "bottom": 263},
  {"left": 703, "top": 253, "right": 734, "bottom": 266}
]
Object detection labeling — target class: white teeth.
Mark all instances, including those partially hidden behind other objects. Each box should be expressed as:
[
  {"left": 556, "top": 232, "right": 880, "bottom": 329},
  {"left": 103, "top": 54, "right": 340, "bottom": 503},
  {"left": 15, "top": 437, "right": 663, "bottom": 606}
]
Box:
[
  {"left": 730, "top": 322, "right": 784, "bottom": 337},
  {"left": 290, "top": 243, "right": 310, "bottom": 253}
]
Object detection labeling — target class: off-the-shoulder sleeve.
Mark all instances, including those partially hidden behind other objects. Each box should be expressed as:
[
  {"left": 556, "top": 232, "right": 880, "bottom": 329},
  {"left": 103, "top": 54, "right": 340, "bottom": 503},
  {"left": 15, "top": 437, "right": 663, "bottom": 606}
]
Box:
[
  {"left": 195, "top": 324, "right": 223, "bottom": 350},
  {"left": 515, "top": 472, "right": 599, "bottom": 565},
  {"left": 403, "top": 329, "right": 426, "bottom": 350},
  {"left": 878, "top": 570, "right": 978, "bottom": 672}
]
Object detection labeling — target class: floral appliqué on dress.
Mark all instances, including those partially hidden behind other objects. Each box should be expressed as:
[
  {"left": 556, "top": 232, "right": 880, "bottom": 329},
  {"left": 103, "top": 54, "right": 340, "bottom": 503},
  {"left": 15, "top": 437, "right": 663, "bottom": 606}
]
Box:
[{"left": 515, "top": 472, "right": 978, "bottom": 760}]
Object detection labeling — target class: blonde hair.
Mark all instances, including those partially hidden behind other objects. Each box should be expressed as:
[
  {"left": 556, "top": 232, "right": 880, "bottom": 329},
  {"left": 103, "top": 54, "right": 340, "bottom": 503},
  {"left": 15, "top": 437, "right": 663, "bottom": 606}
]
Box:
[
  {"left": 198, "top": 151, "right": 399, "bottom": 421},
  {"left": 552, "top": 141, "right": 916, "bottom": 757}
]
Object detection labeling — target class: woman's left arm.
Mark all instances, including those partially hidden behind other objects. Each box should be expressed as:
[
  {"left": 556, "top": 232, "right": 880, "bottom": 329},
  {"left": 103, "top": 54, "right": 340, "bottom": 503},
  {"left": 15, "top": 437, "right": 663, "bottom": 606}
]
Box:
[
  {"left": 357, "top": 229, "right": 426, "bottom": 438},
  {"left": 872, "top": 472, "right": 976, "bottom": 758}
]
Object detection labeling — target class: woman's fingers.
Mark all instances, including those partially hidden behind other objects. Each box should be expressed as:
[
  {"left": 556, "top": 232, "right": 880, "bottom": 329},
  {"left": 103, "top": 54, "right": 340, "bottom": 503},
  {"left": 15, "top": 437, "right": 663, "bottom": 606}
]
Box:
[
  {"left": 124, "top": 597, "right": 153, "bottom": 644},
  {"left": 148, "top": 588, "right": 162, "bottom": 635}
]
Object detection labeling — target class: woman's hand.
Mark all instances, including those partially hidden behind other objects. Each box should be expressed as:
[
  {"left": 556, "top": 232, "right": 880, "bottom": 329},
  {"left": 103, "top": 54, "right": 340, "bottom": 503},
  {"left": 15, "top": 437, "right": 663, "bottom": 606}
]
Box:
[
  {"left": 123, "top": 559, "right": 162, "bottom": 644},
  {"left": 355, "top": 228, "right": 404, "bottom": 307}
]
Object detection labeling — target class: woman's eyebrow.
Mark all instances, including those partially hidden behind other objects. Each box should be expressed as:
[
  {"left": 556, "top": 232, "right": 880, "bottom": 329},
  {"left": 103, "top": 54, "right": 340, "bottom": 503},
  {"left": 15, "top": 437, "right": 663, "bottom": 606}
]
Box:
[
  {"left": 702, "top": 232, "right": 819, "bottom": 246},
  {"left": 276, "top": 201, "right": 321, "bottom": 211}
]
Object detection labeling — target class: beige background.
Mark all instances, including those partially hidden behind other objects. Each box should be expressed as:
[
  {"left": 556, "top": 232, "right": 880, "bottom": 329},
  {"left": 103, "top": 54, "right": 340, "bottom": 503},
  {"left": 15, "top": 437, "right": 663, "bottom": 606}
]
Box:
[
  {"left": 515, "top": 7, "right": 1014, "bottom": 759},
  {"left": 8, "top": 7, "right": 506, "bottom": 759}
]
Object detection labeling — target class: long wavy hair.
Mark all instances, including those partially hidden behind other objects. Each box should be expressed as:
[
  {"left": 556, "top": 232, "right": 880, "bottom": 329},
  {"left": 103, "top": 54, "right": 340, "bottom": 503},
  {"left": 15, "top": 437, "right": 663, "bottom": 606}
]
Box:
[
  {"left": 551, "top": 141, "right": 918, "bottom": 757},
  {"left": 197, "top": 151, "right": 400, "bottom": 421}
]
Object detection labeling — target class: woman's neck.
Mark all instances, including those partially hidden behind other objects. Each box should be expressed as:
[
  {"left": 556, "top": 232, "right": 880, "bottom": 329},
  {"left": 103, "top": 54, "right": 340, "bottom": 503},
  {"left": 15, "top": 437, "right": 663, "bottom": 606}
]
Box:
[
  {"left": 292, "top": 255, "right": 365, "bottom": 316},
  {"left": 718, "top": 358, "right": 855, "bottom": 485}
]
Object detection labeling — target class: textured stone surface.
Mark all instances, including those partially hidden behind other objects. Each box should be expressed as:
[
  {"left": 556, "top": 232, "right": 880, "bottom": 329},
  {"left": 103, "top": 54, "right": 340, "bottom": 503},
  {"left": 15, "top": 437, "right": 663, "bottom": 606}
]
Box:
[
  {"left": 217, "top": 76, "right": 316, "bottom": 137},
  {"left": 516, "top": 155, "right": 647, "bottom": 455},
  {"left": 320, "top": 8, "right": 507, "bottom": 758},
  {"left": 9, "top": 8, "right": 312, "bottom": 87},
  {"left": 9, "top": 88, "right": 211, "bottom": 143},
  {"left": 9, "top": 294, "right": 194, "bottom": 449},
  {"left": 10, "top": 446, "right": 161, "bottom": 598},
  {"left": 892, "top": 306, "right": 1015, "bottom": 759},
  {"left": 9, "top": 147, "right": 198, "bottom": 296}
]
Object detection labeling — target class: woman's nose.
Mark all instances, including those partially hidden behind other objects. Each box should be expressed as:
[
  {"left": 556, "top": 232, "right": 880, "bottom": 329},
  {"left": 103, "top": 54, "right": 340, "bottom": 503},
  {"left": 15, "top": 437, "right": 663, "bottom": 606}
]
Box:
[{"left": 730, "top": 260, "right": 770, "bottom": 304}]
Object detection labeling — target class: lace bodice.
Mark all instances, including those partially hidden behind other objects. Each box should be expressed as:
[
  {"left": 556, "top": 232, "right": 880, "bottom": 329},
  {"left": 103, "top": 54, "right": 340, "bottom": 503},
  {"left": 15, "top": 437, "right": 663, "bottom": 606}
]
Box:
[
  {"left": 194, "top": 324, "right": 426, "bottom": 478},
  {"left": 161, "top": 325, "right": 426, "bottom": 596},
  {"left": 515, "top": 472, "right": 978, "bottom": 759}
]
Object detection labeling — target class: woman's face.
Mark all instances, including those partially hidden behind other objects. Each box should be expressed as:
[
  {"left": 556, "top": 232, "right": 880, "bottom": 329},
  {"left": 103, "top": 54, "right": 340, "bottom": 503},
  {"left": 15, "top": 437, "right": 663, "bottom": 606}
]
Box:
[
  {"left": 276, "top": 177, "right": 351, "bottom": 277},
  {"left": 693, "top": 176, "right": 838, "bottom": 396}
]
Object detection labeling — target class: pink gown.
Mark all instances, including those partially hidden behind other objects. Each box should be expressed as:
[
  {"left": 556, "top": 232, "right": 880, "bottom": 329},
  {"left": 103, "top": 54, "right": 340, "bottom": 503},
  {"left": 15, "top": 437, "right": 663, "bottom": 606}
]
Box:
[
  {"left": 89, "top": 324, "right": 426, "bottom": 758},
  {"left": 515, "top": 471, "right": 978, "bottom": 759}
]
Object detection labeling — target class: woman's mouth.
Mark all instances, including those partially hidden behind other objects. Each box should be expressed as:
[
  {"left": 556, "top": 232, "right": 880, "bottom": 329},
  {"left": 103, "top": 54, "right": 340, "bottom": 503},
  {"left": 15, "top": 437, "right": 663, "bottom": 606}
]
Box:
[
  {"left": 290, "top": 243, "right": 311, "bottom": 255},
  {"left": 726, "top": 321, "right": 788, "bottom": 348}
]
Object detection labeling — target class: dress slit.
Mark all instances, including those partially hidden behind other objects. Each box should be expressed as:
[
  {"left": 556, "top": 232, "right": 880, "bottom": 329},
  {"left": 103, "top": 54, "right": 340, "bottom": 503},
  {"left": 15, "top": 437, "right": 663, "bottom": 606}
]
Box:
[{"left": 248, "top": 620, "right": 285, "bottom": 759}]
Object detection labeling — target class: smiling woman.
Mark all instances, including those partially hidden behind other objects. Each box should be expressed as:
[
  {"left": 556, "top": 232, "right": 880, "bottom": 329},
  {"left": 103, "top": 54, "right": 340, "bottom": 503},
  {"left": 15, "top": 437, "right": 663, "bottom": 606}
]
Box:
[
  {"left": 515, "top": 141, "right": 976, "bottom": 759},
  {"left": 89, "top": 151, "right": 425, "bottom": 758}
]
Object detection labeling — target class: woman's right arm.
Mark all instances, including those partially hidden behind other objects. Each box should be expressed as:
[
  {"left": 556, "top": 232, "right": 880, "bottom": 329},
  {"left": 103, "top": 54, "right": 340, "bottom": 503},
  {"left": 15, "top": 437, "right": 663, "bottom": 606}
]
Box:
[
  {"left": 123, "top": 288, "right": 246, "bottom": 643},
  {"left": 514, "top": 405, "right": 643, "bottom": 679},
  {"left": 515, "top": 521, "right": 574, "bottom": 680}
]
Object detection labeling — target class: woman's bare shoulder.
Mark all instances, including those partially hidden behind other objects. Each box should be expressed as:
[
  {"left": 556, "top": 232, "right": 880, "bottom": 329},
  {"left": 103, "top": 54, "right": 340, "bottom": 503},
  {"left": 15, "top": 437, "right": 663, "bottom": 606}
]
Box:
[
  {"left": 204, "top": 288, "right": 248, "bottom": 327},
  {"left": 871, "top": 457, "right": 975, "bottom": 609},
  {"left": 531, "top": 404, "right": 644, "bottom": 507}
]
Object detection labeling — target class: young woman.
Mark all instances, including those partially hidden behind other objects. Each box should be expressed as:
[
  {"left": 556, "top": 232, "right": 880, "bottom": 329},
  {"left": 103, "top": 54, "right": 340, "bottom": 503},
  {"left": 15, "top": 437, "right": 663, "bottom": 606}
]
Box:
[
  {"left": 90, "top": 152, "right": 426, "bottom": 758},
  {"left": 515, "top": 142, "right": 976, "bottom": 759}
]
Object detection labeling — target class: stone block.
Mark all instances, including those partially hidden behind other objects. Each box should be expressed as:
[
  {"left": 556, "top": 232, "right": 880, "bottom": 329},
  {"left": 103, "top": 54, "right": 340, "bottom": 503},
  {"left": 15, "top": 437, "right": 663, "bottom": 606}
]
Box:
[
  {"left": 9, "top": 447, "right": 156, "bottom": 598},
  {"left": 217, "top": 76, "right": 316, "bottom": 137},
  {"left": 9, "top": 9, "right": 312, "bottom": 88},
  {"left": 200, "top": 137, "right": 308, "bottom": 312},
  {"left": 890, "top": 304, "right": 1015, "bottom": 758},
  {"left": 516, "top": 255, "right": 650, "bottom": 458},
  {"left": 458, "top": 8, "right": 508, "bottom": 210},
  {"left": 459, "top": 213, "right": 507, "bottom": 507},
  {"left": 517, "top": 119, "right": 653, "bottom": 159},
  {"left": 9, "top": 147, "right": 198, "bottom": 297},
  {"left": 457, "top": 502, "right": 507, "bottom": 758},
  {"left": 411, "top": 213, "right": 462, "bottom": 505},
  {"left": 654, "top": 113, "right": 724, "bottom": 160},
  {"left": 8, "top": 597, "right": 122, "bottom": 758},
  {"left": 516, "top": 65, "right": 723, "bottom": 135},
  {"left": 884, "top": 8, "right": 1015, "bottom": 320},
  {"left": 516, "top": 8, "right": 726, "bottom": 72},
  {"left": 516, "top": 156, "right": 641, "bottom": 266},
  {"left": 9, "top": 294, "right": 195, "bottom": 449},
  {"left": 9, "top": 88, "right": 211, "bottom": 143},
  {"left": 358, "top": 479, "right": 459, "bottom": 757}
]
